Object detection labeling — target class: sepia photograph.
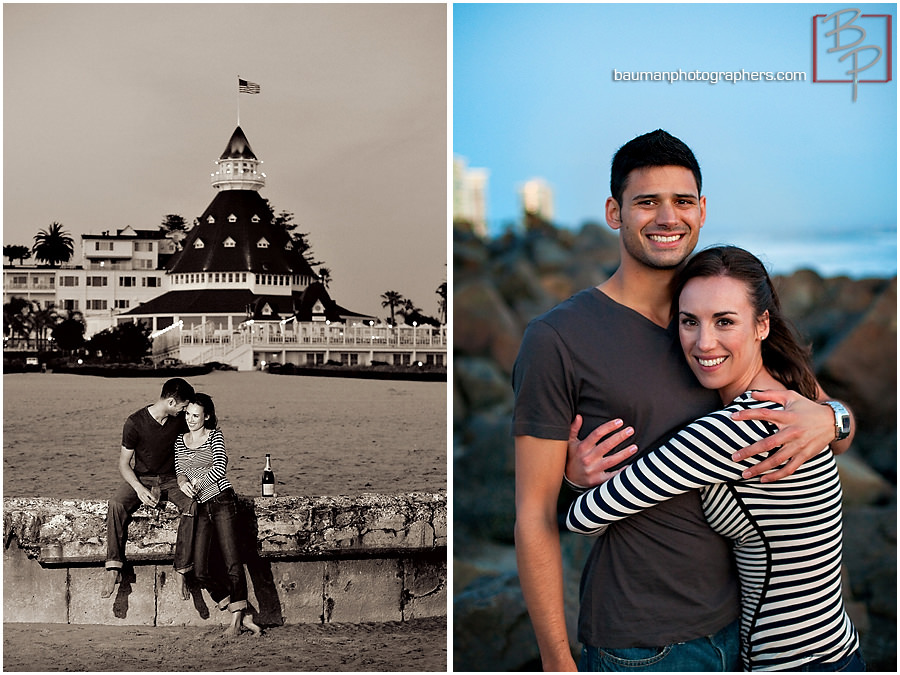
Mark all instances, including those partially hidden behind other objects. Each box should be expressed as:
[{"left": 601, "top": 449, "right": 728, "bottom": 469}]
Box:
[{"left": 3, "top": 3, "right": 447, "bottom": 671}]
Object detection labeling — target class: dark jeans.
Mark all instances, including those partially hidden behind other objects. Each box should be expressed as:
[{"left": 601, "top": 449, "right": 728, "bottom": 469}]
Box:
[
  {"left": 106, "top": 474, "right": 196, "bottom": 573},
  {"left": 797, "top": 649, "right": 866, "bottom": 672},
  {"left": 194, "top": 488, "right": 248, "bottom": 613},
  {"left": 579, "top": 619, "right": 741, "bottom": 672}
]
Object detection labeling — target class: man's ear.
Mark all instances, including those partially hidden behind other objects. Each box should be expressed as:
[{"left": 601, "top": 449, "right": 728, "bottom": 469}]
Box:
[{"left": 605, "top": 197, "right": 622, "bottom": 231}]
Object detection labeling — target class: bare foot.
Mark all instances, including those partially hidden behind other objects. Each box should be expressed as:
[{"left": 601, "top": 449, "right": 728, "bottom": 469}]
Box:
[
  {"left": 242, "top": 613, "right": 262, "bottom": 636},
  {"left": 225, "top": 613, "right": 242, "bottom": 637},
  {"left": 177, "top": 572, "right": 190, "bottom": 600},
  {"left": 100, "top": 569, "right": 120, "bottom": 598}
]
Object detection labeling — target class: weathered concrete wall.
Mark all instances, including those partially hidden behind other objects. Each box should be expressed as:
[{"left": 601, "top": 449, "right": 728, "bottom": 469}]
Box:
[{"left": 3, "top": 493, "right": 446, "bottom": 627}]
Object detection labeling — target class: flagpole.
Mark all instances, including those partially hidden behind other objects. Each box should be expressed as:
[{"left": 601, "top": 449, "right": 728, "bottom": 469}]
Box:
[{"left": 237, "top": 76, "right": 241, "bottom": 126}]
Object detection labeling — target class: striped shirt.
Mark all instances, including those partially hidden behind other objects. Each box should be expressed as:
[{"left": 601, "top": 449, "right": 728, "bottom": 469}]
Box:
[
  {"left": 174, "top": 428, "right": 233, "bottom": 503},
  {"left": 566, "top": 392, "right": 859, "bottom": 671}
]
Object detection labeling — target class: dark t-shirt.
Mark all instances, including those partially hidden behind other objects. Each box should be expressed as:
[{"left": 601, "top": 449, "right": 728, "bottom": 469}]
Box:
[
  {"left": 511, "top": 287, "right": 740, "bottom": 648},
  {"left": 122, "top": 407, "right": 187, "bottom": 476}
]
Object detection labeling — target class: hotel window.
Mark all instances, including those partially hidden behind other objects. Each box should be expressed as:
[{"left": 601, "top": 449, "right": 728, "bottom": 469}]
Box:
[
  {"left": 251, "top": 215, "right": 260, "bottom": 223},
  {"left": 242, "top": 273, "right": 247, "bottom": 282},
  {"left": 86, "top": 276, "right": 108, "bottom": 287},
  {"left": 285, "top": 241, "right": 293, "bottom": 250},
  {"left": 95, "top": 241, "right": 114, "bottom": 251},
  {"left": 142, "top": 277, "right": 160, "bottom": 287},
  {"left": 59, "top": 276, "right": 79, "bottom": 287},
  {"left": 223, "top": 237, "right": 236, "bottom": 248},
  {"left": 215, "top": 273, "right": 220, "bottom": 283},
  {"left": 227, "top": 273, "right": 234, "bottom": 282},
  {"left": 257, "top": 238, "right": 269, "bottom": 248},
  {"left": 62, "top": 299, "right": 79, "bottom": 311},
  {"left": 119, "top": 276, "right": 136, "bottom": 287},
  {"left": 115, "top": 300, "right": 130, "bottom": 309},
  {"left": 228, "top": 214, "right": 237, "bottom": 223},
  {"left": 87, "top": 299, "right": 108, "bottom": 310},
  {"left": 134, "top": 242, "right": 153, "bottom": 252},
  {"left": 194, "top": 239, "right": 205, "bottom": 249},
  {"left": 207, "top": 215, "right": 215, "bottom": 223}
]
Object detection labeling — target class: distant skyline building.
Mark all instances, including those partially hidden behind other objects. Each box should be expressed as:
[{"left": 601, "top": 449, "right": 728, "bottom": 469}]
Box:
[
  {"left": 452, "top": 155, "right": 489, "bottom": 237},
  {"left": 519, "top": 177, "right": 555, "bottom": 223}
]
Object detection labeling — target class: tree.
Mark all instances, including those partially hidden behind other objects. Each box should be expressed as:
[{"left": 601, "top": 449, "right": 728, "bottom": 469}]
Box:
[
  {"left": 31, "top": 305, "right": 59, "bottom": 351},
  {"left": 52, "top": 310, "right": 86, "bottom": 353},
  {"left": 263, "top": 199, "right": 324, "bottom": 267},
  {"left": 3, "top": 244, "right": 31, "bottom": 267},
  {"left": 160, "top": 214, "right": 189, "bottom": 235},
  {"left": 397, "top": 298, "right": 422, "bottom": 324},
  {"left": 380, "top": 290, "right": 404, "bottom": 326},
  {"left": 317, "top": 267, "right": 332, "bottom": 289},
  {"left": 435, "top": 281, "right": 447, "bottom": 324},
  {"left": 32, "top": 222, "right": 74, "bottom": 267},
  {"left": 3, "top": 297, "right": 36, "bottom": 348},
  {"left": 87, "top": 321, "right": 152, "bottom": 363}
]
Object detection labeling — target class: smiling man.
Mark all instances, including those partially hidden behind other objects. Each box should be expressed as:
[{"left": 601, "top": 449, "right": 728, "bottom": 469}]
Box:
[{"left": 512, "top": 129, "right": 853, "bottom": 671}]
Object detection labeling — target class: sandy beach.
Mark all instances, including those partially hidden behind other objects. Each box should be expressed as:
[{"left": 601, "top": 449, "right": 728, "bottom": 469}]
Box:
[
  {"left": 3, "top": 370, "right": 448, "bottom": 672},
  {"left": 2, "top": 618, "right": 447, "bottom": 672},
  {"left": 3, "top": 371, "right": 446, "bottom": 499}
]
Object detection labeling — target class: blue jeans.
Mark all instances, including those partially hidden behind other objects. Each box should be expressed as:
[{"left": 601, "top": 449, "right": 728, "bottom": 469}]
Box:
[
  {"left": 194, "top": 489, "right": 248, "bottom": 613},
  {"left": 106, "top": 474, "right": 196, "bottom": 573},
  {"left": 579, "top": 619, "right": 740, "bottom": 672},
  {"left": 797, "top": 649, "right": 866, "bottom": 672}
]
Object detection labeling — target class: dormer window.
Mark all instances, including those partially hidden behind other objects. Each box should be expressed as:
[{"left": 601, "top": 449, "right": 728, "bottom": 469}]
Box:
[
  {"left": 223, "top": 237, "right": 236, "bottom": 248},
  {"left": 194, "top": 239, "right": 205, "bottom": 249},
  {"left": 257, "top": 238, "right": 270, "bottom": 249},
  {"left": 285, "top": 241, "right": 294, "bottom": 250},
  {"left": 228, "top": 214, "right": 237, "bottom": 223},
  {"left": 261, "top": 303, "right": 273, "bottom": 316},
  {"left": 251, "top": 215, "right": 260, "bottom": 223},
  {"left": 207, "top": 215, "right": 215, "bottom": 223}
]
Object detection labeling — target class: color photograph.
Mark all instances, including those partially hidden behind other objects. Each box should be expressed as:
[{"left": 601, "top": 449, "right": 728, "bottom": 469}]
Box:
[{"left": 453, "top": 3, "right": 896, "bottom": 671}]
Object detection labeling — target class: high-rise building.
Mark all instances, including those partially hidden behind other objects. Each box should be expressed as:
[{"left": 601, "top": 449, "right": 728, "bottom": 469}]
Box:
[
  {"left": 452, "top": 155, "right": 489, "bottom": 236},
  {"left": 519, "top": 178, "right": 554, "bottom": 223}
]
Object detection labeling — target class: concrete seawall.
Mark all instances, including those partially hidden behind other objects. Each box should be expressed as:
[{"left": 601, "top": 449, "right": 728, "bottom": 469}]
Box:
[{"left": 4, "top": 492, "right": 447, "bottom": 627}]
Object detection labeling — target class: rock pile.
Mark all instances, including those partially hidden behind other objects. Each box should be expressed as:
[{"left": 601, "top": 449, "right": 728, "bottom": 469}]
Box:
[{"left": 452, "top": 221, "right": 896, "bottom": 671}]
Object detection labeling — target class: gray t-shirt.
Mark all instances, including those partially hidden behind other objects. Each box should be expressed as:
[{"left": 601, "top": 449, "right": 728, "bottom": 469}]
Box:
[{"left": 512, "top": 287, "right": 740, "bottom": 648}]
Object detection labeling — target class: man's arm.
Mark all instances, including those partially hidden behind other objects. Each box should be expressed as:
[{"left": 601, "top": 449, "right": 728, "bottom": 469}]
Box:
[
  {"left": 118, "top": 447, "right": 157, "bottom": 507},
  {"left": 514, "top": 435, "right": 577, "bottom": 672},
  {"left": 730, "top": 388, "right": 856, "bottom": 482}
]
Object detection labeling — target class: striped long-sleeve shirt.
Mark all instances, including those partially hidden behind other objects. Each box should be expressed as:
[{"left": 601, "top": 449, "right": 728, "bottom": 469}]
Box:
[
  {"left": 566, "top": 392, "right": 859, "bottom": 671},
  {"left": 174, "top": 428, "right": 233, "bottom": 503}
]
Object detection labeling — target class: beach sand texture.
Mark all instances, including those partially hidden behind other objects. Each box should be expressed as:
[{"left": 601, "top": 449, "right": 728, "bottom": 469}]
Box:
[{"left": 3, "top": 371, "right": 447, "bottom": 499}]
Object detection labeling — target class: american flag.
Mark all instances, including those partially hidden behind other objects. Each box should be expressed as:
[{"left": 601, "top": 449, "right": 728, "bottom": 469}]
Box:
[{"left": 239, "top": 79, "right": 260, "bottom": 94}]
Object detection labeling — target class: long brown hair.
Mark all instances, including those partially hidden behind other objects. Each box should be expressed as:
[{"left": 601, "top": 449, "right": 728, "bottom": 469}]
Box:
[{"left": 673, "top": 246, "right": 818, "bottom": 400}]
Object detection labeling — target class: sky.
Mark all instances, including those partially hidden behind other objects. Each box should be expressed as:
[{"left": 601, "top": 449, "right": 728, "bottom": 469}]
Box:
[
  {"left": 4, "top": 3, "right": 447, "bottom": 319},
  {"left": 454, "top": 3, "right": 897, "bottom": 279}
]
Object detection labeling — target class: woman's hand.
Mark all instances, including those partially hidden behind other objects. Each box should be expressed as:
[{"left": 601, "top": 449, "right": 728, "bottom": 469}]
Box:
[{"left": 564, "top": 415, "right": 638, "bottom": 489}]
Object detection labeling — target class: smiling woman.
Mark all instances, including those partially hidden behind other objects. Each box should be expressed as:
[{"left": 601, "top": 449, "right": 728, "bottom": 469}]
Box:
[{"left": 567, "top": 246, "right": 864, "bottom": 671}]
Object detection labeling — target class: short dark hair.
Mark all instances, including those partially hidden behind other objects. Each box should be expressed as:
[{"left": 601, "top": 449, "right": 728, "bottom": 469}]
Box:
[
  {"left": 188, "top": 392, "right": 218, "bottom": 430},
  {"left": 610, "top": 129, "right": 702, "bottom": 207},
  {"left": 673, "top": 246, "right": 818, "bottom": 400},
  {"left": 160, "top": 378, "right": 194, "bottom": 403}
]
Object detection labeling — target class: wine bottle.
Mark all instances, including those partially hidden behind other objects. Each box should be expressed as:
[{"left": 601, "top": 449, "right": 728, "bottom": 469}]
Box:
[{"left": 261, "top": 454, "right": 275, "bottom": 497}]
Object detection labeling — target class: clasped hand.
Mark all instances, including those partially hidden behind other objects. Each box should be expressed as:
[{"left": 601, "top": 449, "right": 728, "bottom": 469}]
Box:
[{"left": 564, "top": 415, "right": 638, "bottom": 489}]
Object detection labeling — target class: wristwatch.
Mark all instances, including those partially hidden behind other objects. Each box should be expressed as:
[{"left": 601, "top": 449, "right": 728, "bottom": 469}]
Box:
[{"left": 822, "top": 401, "right": 851, "bottom": 441}]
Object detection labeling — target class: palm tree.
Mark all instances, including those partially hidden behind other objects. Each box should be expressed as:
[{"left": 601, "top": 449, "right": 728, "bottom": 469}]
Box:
[
  {"left": 3, "top": 297, "right": 37, "bottom": 348},
  {"left": 380, "top": 291, "right": 404, "bottom": 326},
  {"left": 398, "top": 298, "right": 423, "bottom": 324},
  {"left": 32, "top": 222, "right": 74, "bottom": 268},
  {"left": 435, "top": 281, "right": 447, "bottom": 324},
  {"left": 3, "top": 244, "right": 31, "bottom": 267},
  {"left": 32, "top": 305, "right": 60, "bottom": 351},
  {"left": 318, "top": 267, "right": 332, "bottom": 289}
]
